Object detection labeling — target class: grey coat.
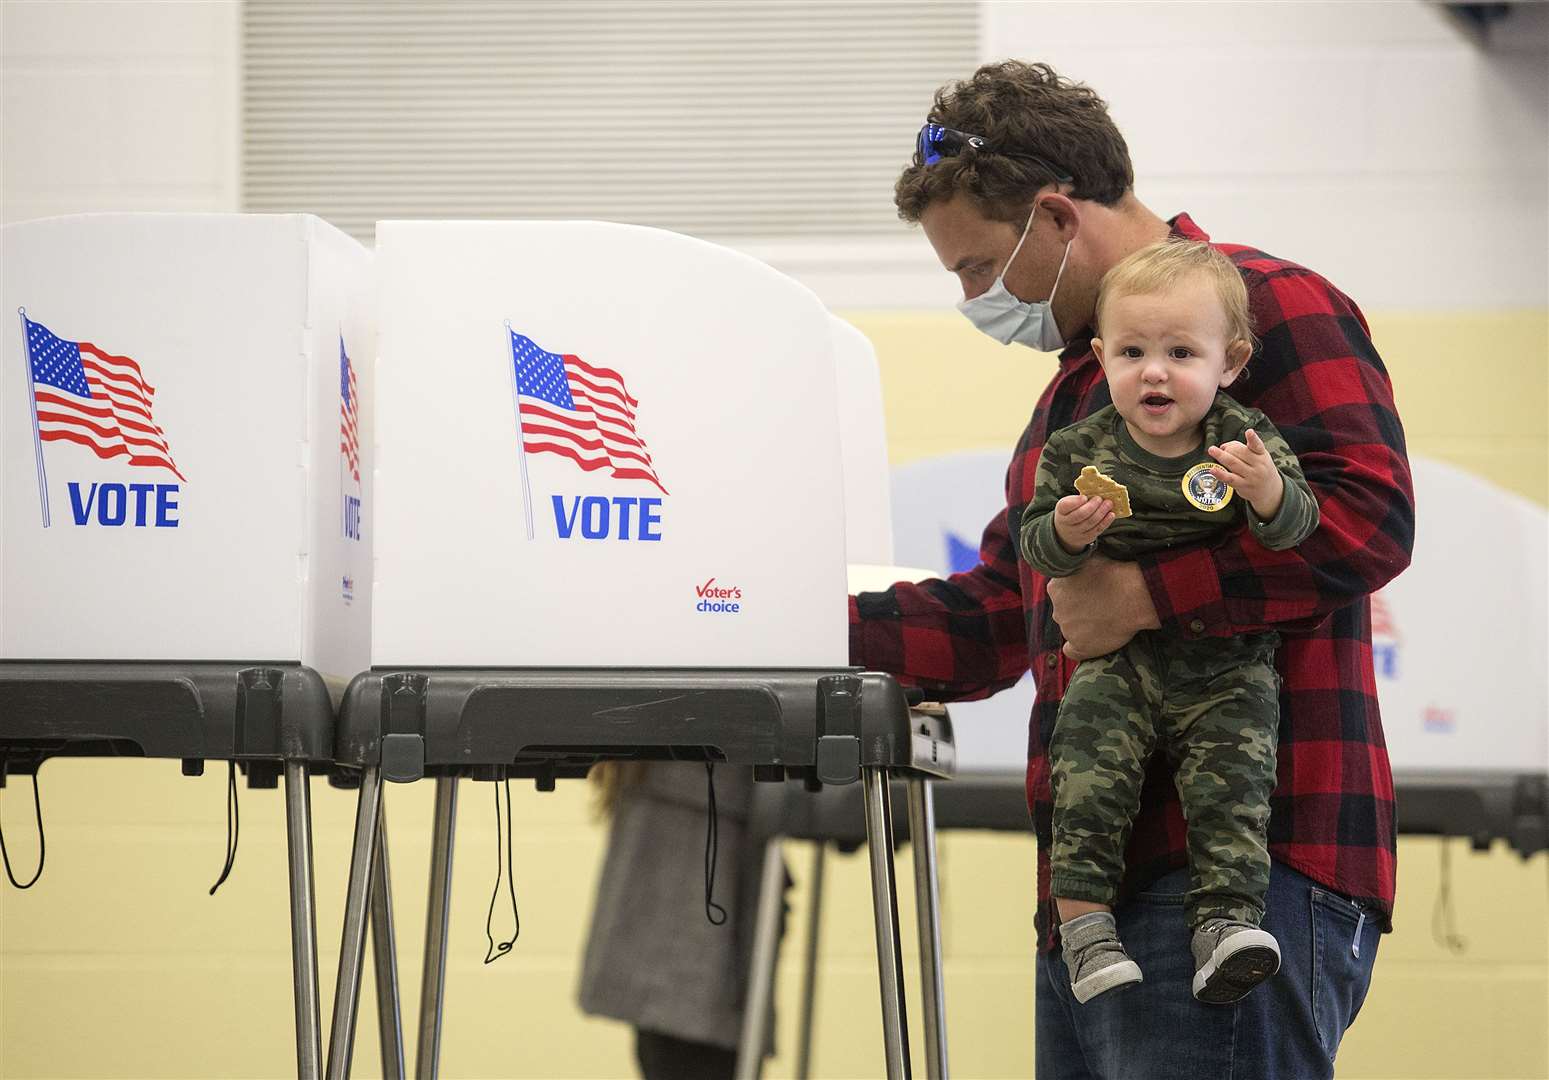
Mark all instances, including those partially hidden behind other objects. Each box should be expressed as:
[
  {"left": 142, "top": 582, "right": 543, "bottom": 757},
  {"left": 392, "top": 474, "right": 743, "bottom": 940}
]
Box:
[{"left": 578, "top": 762, "right": 781, "bottom": 1052}]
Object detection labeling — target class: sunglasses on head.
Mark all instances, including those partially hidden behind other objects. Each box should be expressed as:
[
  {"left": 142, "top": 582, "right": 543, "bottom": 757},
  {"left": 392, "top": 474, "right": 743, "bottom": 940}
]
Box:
[{"left": 915, "top": 123, "right": 1074, "bottom": 184}]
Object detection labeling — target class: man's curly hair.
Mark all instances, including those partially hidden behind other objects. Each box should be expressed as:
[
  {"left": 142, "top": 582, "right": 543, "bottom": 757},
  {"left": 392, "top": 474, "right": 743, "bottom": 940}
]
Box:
[{"left": 895, "top": 61, "right": 1134, "bottom": 225}]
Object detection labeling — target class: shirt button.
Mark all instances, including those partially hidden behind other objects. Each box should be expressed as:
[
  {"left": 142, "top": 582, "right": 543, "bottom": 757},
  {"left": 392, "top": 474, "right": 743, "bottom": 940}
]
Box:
[
  {"left": 1046, "top": 653, "right": 1059, "bottom": 668},
  {"left": 1189, "top": 619, "right": 1206, "bottom": 634}
]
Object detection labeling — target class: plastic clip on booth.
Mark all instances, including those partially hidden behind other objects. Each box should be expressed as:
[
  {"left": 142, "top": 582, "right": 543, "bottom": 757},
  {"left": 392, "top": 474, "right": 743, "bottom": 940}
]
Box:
[
  {"left": 325, "top": 221, "right": 953, "bottom": 1080},
  {"left": 0, "top": 213, "right": 375, "bottom": 1079}
]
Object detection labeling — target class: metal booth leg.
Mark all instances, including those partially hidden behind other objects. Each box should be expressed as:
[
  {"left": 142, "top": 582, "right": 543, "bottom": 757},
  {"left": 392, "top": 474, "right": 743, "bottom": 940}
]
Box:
[
  {"left": 906, "top": 778, "right": 948, "bottom": 1080},
  {"left": 735, "top": 836, "right": 788, "bottom": 1079},
  {"left": 416, "top": 776, "right": 459, "bottom": 1080},
  {"left": 795, "top": 840, "right": 828, "bottom": 1080},
  {"left": 327, "top": 765, "right": 384, "bottom": 1080},
  {"left": 862, "top": 767, "right": 912, "bottom": 1080},
  {"left": 284, "top": 761, "right": 323, "bottom": 1080},
  {"left": 370, "top": 803, "right": 406, "bottom": 1079}
]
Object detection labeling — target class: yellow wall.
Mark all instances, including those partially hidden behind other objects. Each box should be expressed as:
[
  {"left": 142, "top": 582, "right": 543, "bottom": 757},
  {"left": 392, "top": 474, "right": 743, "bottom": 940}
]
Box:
[
  {"left": 2, "top": 310, "right": 1546, "bottom": 1079},
  {"left": 847, "top": 309, "right": 1549, "bottom": 507}
]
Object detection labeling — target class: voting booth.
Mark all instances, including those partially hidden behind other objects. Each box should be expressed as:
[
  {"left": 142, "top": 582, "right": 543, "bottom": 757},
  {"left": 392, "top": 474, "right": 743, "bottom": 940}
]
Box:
[
  {"left": 369, "top": 220, "right": 846, "bottom": 669},
  {"left": 1372, "top": 457, "right": 1549, "bottom": 855},
  {"left": 890, "top": 449, "right": 1549, "bottom": 853},
  {"left": 328, "top": 222, "right": 951, "bottom": 1080},
  {"left": 3, "top": 213, "right": 373, "bottom": 682},
  {"left": 0, "top": 213, "right": 374, "bottom": 1078},
  {"left": 892, "top": 450, "right": 1036, "bottom": 774}
]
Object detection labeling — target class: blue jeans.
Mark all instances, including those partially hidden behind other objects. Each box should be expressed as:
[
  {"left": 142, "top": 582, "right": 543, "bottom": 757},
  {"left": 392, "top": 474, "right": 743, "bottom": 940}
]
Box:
[{"left": 1036, "top": 861, "right": 1380, "bottom": 1080}]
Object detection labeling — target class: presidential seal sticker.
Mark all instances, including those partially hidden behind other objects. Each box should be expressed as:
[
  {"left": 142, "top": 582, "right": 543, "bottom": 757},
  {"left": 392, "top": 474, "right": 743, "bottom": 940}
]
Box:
[{"left": 1182, "top": 462, "right": 1233, "bottom": 512}]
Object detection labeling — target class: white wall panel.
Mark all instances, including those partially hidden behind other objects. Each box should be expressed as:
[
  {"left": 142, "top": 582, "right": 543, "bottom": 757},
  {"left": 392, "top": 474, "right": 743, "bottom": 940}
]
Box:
[
  {"left": 0, "top": 0, "right": 240, "bottom": 224},
  {"left": 1132, "top": 173, "right": 1547, "bottom": 313},
  {"left": 982, "top": 0, "right": 1548, "bottom": 310},
  {"left": 0, "top": 0, "right": 234, "bottom": 56}
]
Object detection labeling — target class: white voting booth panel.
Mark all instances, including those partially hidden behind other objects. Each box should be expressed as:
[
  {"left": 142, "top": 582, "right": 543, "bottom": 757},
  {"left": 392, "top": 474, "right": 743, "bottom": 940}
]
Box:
[
  {"left": 891, "top": 451, "right": 1033, "bottom": 773},
  {"left": 890, "top": 450, "right": 1549, "bottom": 778},
  {"left": 831, "top": 316, "right": 894, "bottom": 567},
  {"left": 372, "top": 221, "right": 847, "bottom": 668},
  {"left": 1376, "top": 457, "right": 1547, "bottom": 775},
  {"left": 1, "top": 214, "right": 374, "bottom": 685}
]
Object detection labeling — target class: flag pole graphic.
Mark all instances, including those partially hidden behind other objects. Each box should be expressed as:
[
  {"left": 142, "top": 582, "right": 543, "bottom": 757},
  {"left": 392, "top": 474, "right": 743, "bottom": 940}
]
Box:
[
  {"left": 339, "top": 334, "right": 347, "bottom": 539},
  {"left": 505, "top": 321, "right": 536, "bottom": 540},
  {"left": 18, "top": 308, "right": 51, "bottom": 528}
]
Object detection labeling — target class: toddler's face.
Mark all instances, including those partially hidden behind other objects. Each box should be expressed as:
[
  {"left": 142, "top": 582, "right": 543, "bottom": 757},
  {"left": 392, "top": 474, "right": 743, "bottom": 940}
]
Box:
[{"left": 1093, "top": 275, "right": 1244, "bottom": 458}]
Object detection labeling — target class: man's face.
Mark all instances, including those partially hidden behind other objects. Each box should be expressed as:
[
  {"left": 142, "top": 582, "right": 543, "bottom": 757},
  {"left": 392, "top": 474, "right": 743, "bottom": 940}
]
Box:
[{"left": 919, "top": 193, "right": 1080, "bottom": 342}]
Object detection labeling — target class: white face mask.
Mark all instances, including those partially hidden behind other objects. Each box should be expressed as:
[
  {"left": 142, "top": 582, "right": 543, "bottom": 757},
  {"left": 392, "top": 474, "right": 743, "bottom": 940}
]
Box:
[{"left": 957, "top": 202, "right": 1072, "bottom": 352}]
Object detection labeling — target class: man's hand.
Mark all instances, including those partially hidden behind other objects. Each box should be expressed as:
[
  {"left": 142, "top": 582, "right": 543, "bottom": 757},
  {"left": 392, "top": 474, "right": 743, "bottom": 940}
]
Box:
[
  {"left": 1208, "top": 429, "right": 1284, "bottom": 521},
  {"left": 1052, "top": 494, "right": 1115, "bottom": 554},
  {"left": 1046, "top": 554, "right": 1161, "bottom": 661}
]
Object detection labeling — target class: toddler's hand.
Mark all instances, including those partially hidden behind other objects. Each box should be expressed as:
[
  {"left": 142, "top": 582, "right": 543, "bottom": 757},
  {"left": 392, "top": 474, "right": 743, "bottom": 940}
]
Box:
[
  {"left": 1053, "top": 494, "right": 1115, "bottom": 555},
  {"left": 1207, "top": 429, "right": 1285, "bottom": 520}
]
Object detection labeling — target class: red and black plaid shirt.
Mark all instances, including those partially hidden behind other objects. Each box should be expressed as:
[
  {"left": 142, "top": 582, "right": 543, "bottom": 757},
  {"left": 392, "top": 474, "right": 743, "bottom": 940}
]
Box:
[{"left": 851, "top": 214, "right": 1414, "bottom": 948}]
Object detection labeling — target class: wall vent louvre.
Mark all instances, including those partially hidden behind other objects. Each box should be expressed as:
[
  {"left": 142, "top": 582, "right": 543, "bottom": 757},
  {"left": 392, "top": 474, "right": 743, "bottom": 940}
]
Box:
[{"left": 242, "top": 0, "right": 977, "bottom": 243}]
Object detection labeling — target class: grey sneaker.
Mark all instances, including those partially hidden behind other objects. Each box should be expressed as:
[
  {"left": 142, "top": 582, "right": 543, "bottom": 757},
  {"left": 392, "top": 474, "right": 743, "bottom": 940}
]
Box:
[
  {"left": 1191, "top": 918, "right": 1281, "bottom": 1004},
  {"left": 1060, "top": 912, "right": 1143, "bottom": 1004}
]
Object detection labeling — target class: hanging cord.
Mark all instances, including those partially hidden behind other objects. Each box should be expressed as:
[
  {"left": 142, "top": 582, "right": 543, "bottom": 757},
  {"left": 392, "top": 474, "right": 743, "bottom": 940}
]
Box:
[
  {"left": 208, "top": 762, "right": 240, "bottom": 896},
  {"left": 703, "top": 762, "right": 727, "bottom": 926},
  {"left": 1430, "top": 838, "right": 1467, "bottom": 955},
  {"left": 483, "top": 775, "right": 520, "bottom": 963},
  {"left": 0, "top": 771, "right": 46, "bottom": 889}
]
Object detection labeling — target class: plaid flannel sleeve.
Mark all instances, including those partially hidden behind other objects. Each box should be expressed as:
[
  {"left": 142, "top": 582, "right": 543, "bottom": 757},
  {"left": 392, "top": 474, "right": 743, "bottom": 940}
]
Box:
[
  {"left": 1140, "top": 263, "right": 1415, "bottom": 638},
  {"left": 848, "top": 503, "right": 1030, "bottom": 701}
]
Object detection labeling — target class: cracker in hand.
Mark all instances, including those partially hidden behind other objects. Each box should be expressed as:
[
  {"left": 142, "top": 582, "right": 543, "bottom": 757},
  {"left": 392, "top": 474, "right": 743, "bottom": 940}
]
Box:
[{"left": 1074, "top": 465, "right": 1132, "bottom": 518}]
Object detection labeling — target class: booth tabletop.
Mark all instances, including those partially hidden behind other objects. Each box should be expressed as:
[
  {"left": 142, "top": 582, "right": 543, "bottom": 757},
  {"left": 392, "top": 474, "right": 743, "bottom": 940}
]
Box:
[
  {"left": 1393, "top": 770, "right": 1549, "bottom": 858},
  {"left": 334, "top": 667, "right": 954, "bottom": 785},
  {"left": 0, "top": 661, "right": 336, "bottom": 777}
]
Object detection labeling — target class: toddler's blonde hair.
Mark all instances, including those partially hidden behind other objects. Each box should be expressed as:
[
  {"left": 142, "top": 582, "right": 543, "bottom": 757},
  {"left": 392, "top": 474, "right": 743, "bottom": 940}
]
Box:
[{"left": 1096, "top": 239, "right": 1257, "bottom": 353}]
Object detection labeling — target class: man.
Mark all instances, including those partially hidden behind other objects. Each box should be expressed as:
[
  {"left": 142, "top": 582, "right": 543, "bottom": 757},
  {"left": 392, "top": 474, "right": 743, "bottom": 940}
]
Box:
[{"left": 850, "top": 61, "right": 1413, "bottom": 1079}]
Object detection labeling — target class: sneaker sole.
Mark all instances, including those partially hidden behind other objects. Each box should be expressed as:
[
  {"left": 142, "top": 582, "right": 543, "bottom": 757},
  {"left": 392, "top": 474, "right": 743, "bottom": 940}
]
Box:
[
  {"left": 1072, "top": 959, "right": 1143, "bottom": 1004},
  {"left": 1192, "top": 930, "right": 1281, "bottom": 1005}
]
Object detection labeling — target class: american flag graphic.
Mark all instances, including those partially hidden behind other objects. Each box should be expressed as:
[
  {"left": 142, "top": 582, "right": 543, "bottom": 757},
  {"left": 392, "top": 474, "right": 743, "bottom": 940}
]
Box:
[
  {"left": 23, "top": 314, "right": 185, "bottom": 481},
  {"left": 509, "top": 330, "right": 667, "bottom": 494},
  {"left": 340, "top": 335, "right": 360, "bottom": 485}
]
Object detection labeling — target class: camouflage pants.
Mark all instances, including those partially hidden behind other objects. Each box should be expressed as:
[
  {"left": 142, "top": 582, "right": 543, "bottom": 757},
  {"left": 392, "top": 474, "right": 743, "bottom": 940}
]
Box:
[{"left": 1049, "top": 629, "right": 1280, "bottom": 927}]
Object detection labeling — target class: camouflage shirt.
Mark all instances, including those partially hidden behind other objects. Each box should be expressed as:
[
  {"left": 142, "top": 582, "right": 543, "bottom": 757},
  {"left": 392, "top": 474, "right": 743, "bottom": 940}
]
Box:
[{"left": 1020, "top": 392, "right": 1319, "bottom": 578}]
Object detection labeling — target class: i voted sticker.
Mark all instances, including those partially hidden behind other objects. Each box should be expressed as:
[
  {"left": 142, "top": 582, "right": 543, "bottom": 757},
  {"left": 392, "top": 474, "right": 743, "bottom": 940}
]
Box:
[{"left": 1182, "top": 462, "right": 1233, "bottom": 512}]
